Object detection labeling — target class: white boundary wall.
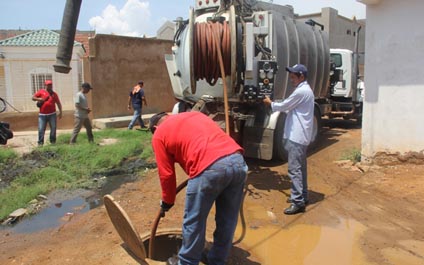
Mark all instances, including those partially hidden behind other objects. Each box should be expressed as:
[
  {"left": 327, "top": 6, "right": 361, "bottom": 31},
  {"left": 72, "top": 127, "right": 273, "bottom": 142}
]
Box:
[{"left": 360, "top": 0, "right": 424, "bottom": 161}]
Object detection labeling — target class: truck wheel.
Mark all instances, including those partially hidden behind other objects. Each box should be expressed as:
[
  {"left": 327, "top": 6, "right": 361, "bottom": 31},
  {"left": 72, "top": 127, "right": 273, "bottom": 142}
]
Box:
[
  {"left": 272, "top": 113, "right": 287, "bottom": 161},
  {"left": 309, "top": 106, "right": 322, "bottom": 149}
]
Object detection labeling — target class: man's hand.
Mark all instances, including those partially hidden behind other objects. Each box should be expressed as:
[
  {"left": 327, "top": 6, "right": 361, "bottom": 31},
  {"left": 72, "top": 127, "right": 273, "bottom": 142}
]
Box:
[
  {"left": 263, "top": 96, "right": 272, "bottom": 106},
  {"left": 160, "top": 200, "right": 174, "bottom": 212}
]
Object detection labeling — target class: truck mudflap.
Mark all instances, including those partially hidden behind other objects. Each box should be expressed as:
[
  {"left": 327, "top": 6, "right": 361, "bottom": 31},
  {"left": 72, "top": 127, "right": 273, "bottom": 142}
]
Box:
[
  {"left": 242, "top": 111, "right": 280, "bottom": 160},
  {"left": 243, "top": 127, "right": 274, "bottom": 160}
]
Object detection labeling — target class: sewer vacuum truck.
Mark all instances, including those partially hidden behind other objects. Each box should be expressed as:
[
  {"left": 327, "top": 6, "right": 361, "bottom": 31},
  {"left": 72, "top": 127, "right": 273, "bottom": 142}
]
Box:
[
  {"left": 165, "top": 0, "right": 333, "bottom": 160},
  {"left": 54, "top": 0, "right": 360, "bottom": 161}
]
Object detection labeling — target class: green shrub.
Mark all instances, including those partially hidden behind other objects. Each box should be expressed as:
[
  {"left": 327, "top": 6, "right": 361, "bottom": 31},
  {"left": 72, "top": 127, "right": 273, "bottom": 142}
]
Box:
[{"left": 341, "top": 148, "right": 362, "bottom": 163}]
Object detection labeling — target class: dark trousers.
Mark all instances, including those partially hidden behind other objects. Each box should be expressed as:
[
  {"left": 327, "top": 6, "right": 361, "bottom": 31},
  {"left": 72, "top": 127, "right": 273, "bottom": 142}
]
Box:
[{"left": 70, "top": 116, "right": 93, "bottom": 143}]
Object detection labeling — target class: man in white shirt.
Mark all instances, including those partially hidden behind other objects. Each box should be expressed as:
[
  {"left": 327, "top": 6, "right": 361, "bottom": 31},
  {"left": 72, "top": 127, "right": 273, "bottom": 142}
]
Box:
[
  {"left": 70, "top": 82, "right": 94, "bottom": 144},
  {"left": 263, "top": 64, "right": 314, "bottom": 214}
]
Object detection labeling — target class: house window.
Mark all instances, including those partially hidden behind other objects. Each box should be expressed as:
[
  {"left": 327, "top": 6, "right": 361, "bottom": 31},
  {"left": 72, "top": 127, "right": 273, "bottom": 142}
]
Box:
[
  {"left": 31, "top": 73, "right": 52, "bottom": 94},
  {"left": 347, "top": 29, "right": 351, "bottom": 35}
]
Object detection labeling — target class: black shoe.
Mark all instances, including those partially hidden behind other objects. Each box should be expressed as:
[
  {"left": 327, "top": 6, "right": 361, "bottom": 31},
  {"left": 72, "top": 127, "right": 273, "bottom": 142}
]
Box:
[
  {"left": 286, "top": 198, "right": 309, "bottom": 205},
  {"left": 284, "top": 204, "right": 305, "bottom": 215},
  {"left": 200, "top": 249, "right": 209, "bottom": 264}
]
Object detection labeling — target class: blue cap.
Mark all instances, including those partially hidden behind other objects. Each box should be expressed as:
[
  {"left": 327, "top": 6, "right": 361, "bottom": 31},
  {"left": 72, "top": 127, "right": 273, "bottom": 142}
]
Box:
[{"left": 285, "top": 64, "right": 308, "bottom": 76}]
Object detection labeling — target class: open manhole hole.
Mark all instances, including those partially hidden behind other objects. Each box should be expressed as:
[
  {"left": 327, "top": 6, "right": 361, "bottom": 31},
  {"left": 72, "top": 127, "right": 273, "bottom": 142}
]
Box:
[{"left": 104, "top": 195, "right": 184, "bottom": 263}]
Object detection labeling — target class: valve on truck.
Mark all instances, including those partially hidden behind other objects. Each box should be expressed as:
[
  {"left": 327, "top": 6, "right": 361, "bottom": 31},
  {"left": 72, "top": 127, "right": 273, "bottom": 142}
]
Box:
[{"left": 243, "top": 60, "right": 277, "bottom": 102}]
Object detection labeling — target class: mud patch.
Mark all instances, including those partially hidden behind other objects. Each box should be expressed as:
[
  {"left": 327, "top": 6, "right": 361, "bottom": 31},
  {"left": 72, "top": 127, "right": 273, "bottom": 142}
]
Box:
[
  {"left": 373, "top": 151, "right": 424, "bottom": 166},
  {"left": 381, "top": 240, "right": 424, "bottom": 265},
  {"left": 99, "top": 138, "right": 118, "bottom": 146},
  {"left": 235, "top": 202, "right": 370, "bottom": 265}
]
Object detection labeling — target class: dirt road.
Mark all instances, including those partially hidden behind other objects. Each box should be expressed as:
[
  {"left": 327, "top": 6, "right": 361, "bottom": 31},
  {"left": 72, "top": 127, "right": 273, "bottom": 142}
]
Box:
[{"left": 1, "top": 121, "right": 424, "bottom": 264}]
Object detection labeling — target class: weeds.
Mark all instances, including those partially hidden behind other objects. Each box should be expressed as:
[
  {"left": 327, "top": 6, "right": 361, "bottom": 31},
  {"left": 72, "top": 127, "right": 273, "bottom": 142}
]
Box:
[
  {"left": 341, "top": 148, "right": 362, "bottom": 163},
  {"left": 0, "top": 148, "right": 18, "bottom": 163},
  {"left": 0, "top": 129, "right": 153, "bottom": 220}
]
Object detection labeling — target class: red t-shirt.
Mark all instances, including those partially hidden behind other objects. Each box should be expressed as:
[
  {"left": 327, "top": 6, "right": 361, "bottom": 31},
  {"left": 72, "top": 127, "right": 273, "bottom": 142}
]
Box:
[
  {"left": 152, "top": 112, "right": 243, "bottom": 204},
  {"left": 34, "top": 89, "right": 61, "bottom": 115}
]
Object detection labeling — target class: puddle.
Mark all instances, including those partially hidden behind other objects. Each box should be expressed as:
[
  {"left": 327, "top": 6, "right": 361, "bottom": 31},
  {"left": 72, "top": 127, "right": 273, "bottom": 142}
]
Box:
[
  {"left": 234, "top": 205, "right": 373, "bottom": 265},
  {"left": 1, "top": 174, "right": 140, "bottom": 233},
  {"left": 6, "top": 197, "right": 89, "bottom": 234}
]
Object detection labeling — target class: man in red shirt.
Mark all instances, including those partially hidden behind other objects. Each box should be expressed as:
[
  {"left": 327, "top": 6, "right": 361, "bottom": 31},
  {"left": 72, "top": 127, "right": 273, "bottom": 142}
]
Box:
[
  {"left": 149, "top": 111, "right": 248, "bottom": 265},
  {"left": 32, "top": 80, "right": 62, "bottom": 146}
]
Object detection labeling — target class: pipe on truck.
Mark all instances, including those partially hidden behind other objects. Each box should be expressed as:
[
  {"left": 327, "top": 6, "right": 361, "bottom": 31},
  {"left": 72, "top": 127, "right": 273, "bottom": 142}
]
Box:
[{"left": 54, "top": 0, "right": 82, "bottom": 74}]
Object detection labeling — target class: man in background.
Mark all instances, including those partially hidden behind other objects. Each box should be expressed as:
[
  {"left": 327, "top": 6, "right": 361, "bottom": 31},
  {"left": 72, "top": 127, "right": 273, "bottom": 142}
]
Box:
[
  {"left": 32, "top": 80, "right": 62, "bottom": 146},
  {"left": 70, "top": 82, "right": 94, "bottom": 144},
  {"left": 127, "top": 80, "right": 148, "bottom": 130}
]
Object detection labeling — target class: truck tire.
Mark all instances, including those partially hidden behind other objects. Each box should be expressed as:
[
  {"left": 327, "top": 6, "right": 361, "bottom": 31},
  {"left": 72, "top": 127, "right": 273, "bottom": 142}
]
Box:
[{"left": 272, "top": 113, "right": 287, "bottom": 161}]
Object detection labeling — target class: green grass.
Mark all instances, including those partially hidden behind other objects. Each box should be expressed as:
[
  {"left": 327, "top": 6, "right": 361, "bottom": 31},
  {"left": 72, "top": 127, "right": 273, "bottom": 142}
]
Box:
[
  {"left": 341, "top": 148, "right": 362, "bottom": 163},
  {"left": 0, "top": 148, "right": 18, "bottom": 163},
  {"left": 0, "top": 129, "right": 153, "bottom": 220}
]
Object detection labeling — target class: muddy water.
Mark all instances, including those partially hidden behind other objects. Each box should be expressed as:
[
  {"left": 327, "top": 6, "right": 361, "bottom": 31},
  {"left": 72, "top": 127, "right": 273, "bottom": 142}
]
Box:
[
  {"left": 7, "top": 197, "right": 89, "bottom": 234},
  {"left": 2, "top": 174, "right": 139, "bottom": 233},
  {"left": 234, "top": 203, "right": 372, "bottom": 265}
]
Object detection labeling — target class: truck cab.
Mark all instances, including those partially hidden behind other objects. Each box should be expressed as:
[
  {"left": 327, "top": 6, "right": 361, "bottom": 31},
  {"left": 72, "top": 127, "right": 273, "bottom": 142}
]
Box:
[{"left": 329, "top": 48, "right": 364, "bottom": 123}]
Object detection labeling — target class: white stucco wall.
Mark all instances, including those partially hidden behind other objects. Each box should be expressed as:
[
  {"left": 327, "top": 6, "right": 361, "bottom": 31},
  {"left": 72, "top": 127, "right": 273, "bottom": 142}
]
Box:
[
  {"left": 361, "top": 0, "right": 424, "bottom": 161},
  {"left": 0, "top": 46, "right": 83, "bottom": 112}
]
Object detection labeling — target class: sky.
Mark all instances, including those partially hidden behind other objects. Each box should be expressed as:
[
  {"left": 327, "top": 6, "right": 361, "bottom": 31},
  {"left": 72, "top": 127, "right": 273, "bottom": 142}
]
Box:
[{"left": 0, "top": 0, "right": 366, "bottom": 37}]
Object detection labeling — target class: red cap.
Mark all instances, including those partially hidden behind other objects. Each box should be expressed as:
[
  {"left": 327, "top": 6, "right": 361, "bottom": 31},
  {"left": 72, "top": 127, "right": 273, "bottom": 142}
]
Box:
[{"left": 45, "top": 80, "right": 53, "bottom": 85}]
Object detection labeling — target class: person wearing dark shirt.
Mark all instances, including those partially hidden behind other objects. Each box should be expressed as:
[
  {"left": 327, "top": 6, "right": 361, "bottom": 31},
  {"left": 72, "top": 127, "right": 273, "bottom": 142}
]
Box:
[{"left": 127, "top": 80, "right": 147, "bottom": 129}]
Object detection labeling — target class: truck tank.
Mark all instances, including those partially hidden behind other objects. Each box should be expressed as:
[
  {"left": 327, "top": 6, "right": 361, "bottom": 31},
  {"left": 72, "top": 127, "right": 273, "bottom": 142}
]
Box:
[{"left": 269, "top": 10, "right": 330, "bottom": 100}]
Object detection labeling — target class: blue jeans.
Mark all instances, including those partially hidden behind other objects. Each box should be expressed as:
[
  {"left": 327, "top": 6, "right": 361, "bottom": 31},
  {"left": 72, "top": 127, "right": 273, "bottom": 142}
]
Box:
[
  {"left": 284, "top": 139, "right": 308, "bottom": 206},
  {"left": 128, "top": 105, "right": 146, "bottom": 129},
  {"left": 38, "top": 113, "right": 57, "bottom": 145},
  {"left": 178, "top": 153, "right": 248, "bottom": 265}
]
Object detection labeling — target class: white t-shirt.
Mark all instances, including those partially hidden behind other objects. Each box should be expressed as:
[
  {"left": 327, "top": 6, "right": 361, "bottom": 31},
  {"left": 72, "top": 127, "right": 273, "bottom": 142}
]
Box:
[
  {"left": 74, "top": 91, "right": 89, "bottom": 118},
  {"left": 271, "top": 81, "right": 315, "bottom": 146}
]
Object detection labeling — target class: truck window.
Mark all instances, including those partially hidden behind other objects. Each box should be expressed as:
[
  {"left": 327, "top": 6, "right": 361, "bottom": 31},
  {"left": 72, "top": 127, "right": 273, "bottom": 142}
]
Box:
[{"left": 330, "top": 53, "right": 342, "bottom": 68}]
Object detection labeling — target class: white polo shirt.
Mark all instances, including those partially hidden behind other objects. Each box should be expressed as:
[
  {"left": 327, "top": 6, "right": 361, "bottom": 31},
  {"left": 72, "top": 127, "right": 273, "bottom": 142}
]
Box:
[{"left": 271, "top": 81, "right": 315, "bottom": 146}]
